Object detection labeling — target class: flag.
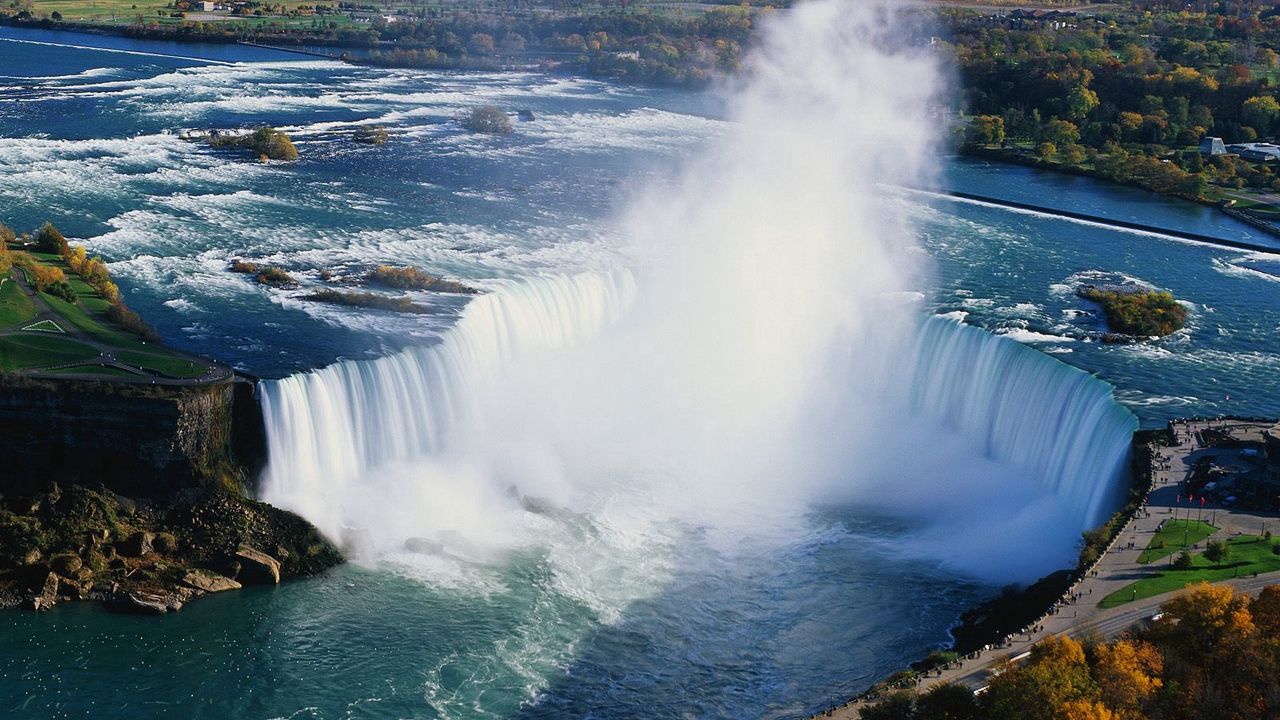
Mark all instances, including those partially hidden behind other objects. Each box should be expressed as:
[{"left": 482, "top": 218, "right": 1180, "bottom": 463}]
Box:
[{"left": 1201, "top": 497, "right": 1206, "bottom": 507}]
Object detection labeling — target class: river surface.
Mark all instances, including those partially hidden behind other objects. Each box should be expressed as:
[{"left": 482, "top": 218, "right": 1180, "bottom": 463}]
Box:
[{"left": 0, "top": 26, "right": 1278, "bottom": 720}]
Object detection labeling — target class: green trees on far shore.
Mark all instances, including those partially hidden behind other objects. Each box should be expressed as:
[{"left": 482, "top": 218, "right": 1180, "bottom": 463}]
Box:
[{"left": 950, "top": 3, "right": 1280, "bottom": 202}]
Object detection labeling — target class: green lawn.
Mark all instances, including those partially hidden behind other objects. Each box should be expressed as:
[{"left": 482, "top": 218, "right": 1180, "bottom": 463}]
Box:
[
  {"left": 41, "top": 292, "right": 149, "bottom": 352},
  {"left": 1, "top": 242, "right": 216, "bottom": 382},
  {"left": 0, "top": 334, "right": 99, "bottom": 371},
  {"left": 64, "top": 274, "right": 113, "bottom": 315},
  {"left": 47, "top": 364, "right": 146, "bottom": 378},
  {"left": 1137, "top": 519, "right": 1218, "bottom": 564},
  {"left": 114, "top": 349, "right": 207, "bottom": 379},
  {"left": 0, "top": 277, "right": 38, "bottom": 329},
  {"left": 1100, "top": 535, "right": 1280, "bottom": 608}
]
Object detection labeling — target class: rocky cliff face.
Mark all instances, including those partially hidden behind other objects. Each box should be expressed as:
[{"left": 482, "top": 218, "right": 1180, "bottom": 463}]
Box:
[
  {"left": 0, "top": 375, "right": 340, "bottom": 614},
  {"left": 0, "top": 375, "right": 265, "bottom": 497}
]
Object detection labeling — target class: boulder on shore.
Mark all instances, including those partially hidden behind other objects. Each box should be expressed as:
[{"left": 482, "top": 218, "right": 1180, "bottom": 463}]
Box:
[
  {"left": 235, "top": 546, "right": 281, "bottom": 585},
  {"left": 119, "top": 531, "right": 154, "bottom": 557},
  {"left": 29, "top": 572, "right": 58, "bottom": 611},
  {"left": 182, "top": 570, "right": 242, "bottom": 593},
  {"left": 105, "top": 591, "right": 176, "bottom": 615}
]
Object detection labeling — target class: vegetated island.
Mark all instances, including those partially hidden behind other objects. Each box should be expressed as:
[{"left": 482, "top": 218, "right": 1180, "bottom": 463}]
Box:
[
  {"left": 353, "top": 125, "right": 389, "bottom": 145},
  {"left": 0, "top": 219, "right": 341, "bottom": 614},
  {"left": 1077, "top": 285, "right": 1187, "bottom": 340},
  {"left": 187, "top": 126, "right": 298, "bottom": 162},
  {"left": 298, "top": 264, "right": 478, "bottom": 314},
  {"left": 302, "top": 287, "right": 433, "bottom": 314},
  {"left": 366, "top": 265, "right": 479, "bottom": 294},
  {"left": 463, "top": 105, "right": 513, "bottom": 135},
  {"left": 229, "top": 259, "right": 297, "bottom": 287}
]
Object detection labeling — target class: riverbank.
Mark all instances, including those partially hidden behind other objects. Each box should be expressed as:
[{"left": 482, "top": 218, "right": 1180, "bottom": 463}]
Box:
[
  {"left": 820, "top": 417, "right": 1280, "bottom": 719},
  {"left": 961, "top": 145, "right": 1280, "bottom": 243},
  {"left": 812, "top": 427, "right": 1163, "bottom": 717}
]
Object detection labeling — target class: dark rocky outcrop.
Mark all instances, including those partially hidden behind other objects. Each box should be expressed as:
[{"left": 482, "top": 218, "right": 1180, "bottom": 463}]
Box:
[{"left": 0, "top": 484, "right": 342, "bottom": 613}]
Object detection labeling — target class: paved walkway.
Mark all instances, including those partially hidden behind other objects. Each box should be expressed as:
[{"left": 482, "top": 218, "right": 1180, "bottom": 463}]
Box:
[{"left": 815, "top": 421, "right": 1280, "bottom": 719}]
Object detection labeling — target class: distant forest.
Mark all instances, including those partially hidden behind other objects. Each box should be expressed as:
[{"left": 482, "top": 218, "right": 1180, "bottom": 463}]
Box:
[{"left": 951, "top": 0, "right": 1280, "bottom": 202}]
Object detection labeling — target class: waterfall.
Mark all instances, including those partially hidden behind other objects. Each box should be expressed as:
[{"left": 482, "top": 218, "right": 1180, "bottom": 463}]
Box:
[
  {"left": 258, "top": 0, "right": 1137, "bottom": 579},
  {"left": 908, "top": 316, "right": 1137, "bottom": 531},
  {"left": 260, "top": 272, "right": 1137, "bottom": 572},
  {"left": 259, "top": 271, "right": 637, "bottom": 529}
]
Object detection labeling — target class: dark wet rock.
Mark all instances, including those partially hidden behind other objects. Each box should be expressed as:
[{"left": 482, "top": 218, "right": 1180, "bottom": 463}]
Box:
[
  {"left": 29, "top": 572, "right": 58, "bottom": 611},
  {"left": 119, "top": 531, "right": 154, "bottom": 558},
  {"left": 105, "top": 592, "right": 172, "bottom": 615}
]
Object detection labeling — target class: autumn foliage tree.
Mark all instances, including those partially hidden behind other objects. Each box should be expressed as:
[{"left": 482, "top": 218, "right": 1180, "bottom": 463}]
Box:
[{"left": 873, "top": 583, "right": 1280, "bottom": 720}]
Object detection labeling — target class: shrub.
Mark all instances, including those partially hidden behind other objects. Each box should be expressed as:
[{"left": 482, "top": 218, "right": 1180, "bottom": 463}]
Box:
[
  {"left": 463, "top": 105, "right": 513, "bottom": 135},
  {"left": 34, "top": 222, "right": 68, "bottom": 256},
  {"left": 1173, "top": 551, "right": 1194, "bottom": 570},
  {"left": 0, "top": 222, "right": 15, "bottom": 245},
  {"left": 106, "top": 302, "right": 159, "bottom": 342},
  {"left": 44, "top": 280, "right": 77, "bottom": 304},
  {"left": 354, "top": 125, "right": 389, "bottom": 144},
  {"left": 31, "top": 264, "right": 65, "bottom": 292},
  {"left": 153, "top": 532, "right": 178, "bottom": 554}
]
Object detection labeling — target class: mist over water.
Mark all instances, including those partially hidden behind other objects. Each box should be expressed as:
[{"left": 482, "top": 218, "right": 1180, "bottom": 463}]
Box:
[
  {"left": 263, "top": 0, "right": 1132, "bottom": 580},
  {"left": 256, "top": 2, "right": 1136, "bottom": 711}
]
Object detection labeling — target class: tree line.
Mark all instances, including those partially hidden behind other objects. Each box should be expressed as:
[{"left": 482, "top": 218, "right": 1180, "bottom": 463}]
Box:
[{"left": 951, "top": 2, "right": 1280, "bottom": 199}]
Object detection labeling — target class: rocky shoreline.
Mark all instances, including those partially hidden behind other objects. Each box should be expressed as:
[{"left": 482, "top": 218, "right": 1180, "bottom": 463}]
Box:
[{"left": 0, "top": 482, "right": 341, "bottom": 614}]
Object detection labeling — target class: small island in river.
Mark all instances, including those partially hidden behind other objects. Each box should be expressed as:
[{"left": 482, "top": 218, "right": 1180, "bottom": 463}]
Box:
[{"left": 1077, "top": 285, "right": 1188, "bottom": 340}]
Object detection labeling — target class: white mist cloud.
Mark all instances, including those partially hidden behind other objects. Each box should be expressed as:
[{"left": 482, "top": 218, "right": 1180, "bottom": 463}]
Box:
[{"left": 262, "top": 0, "right": 1134, "bottom": 587}]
